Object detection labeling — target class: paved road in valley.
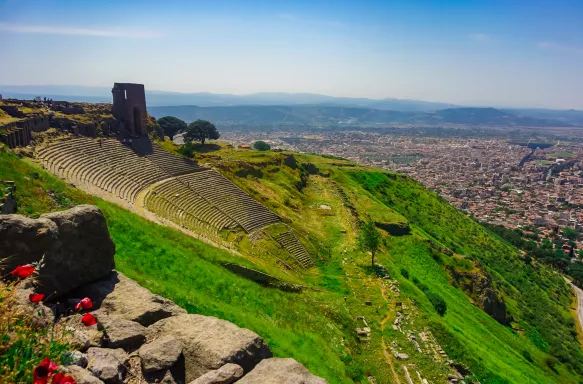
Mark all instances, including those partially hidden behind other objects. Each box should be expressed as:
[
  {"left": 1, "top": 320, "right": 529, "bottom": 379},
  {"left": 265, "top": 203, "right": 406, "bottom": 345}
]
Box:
[{"left": 565, "top": 277, "right": 583, "bottom": 331}]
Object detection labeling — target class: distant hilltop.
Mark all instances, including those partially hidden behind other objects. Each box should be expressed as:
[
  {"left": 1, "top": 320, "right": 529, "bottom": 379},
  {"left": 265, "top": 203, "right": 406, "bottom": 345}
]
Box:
[{"left": 2, "top": 85, "right": 582, "bottom": 126}]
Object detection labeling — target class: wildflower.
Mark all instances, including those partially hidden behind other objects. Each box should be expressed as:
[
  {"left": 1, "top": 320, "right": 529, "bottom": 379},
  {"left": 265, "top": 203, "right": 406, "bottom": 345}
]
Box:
[
  {"left": 11, "top": 264, "right": 35, "bottom": 278},
  {"left": 81, "top": 313, "right": 97, "bottom": 327},
  {"left": 33, "top": 357, "right": 57, "bottom": 384},
  {"left": 74, "top": 297, "right": 93, "bottom": 311},
  {"left": 29, "top": 293, "right": 45, "bottom": 303},
  {"left": 51, "top": 373, "right": 77, "bottom": 384}
]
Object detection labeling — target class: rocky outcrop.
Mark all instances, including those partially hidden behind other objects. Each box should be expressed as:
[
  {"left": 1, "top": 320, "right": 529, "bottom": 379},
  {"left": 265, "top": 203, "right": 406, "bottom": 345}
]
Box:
[
  {"left": 147, "top": 314, "right": 272, "bottom": 382},
  {"left": 96, "top": 313, "right": 147, "bottom": 352},
  {"left": 73, "top": 271, "right": 186, "bottom": 326},
  {"left": 138, "top": 335, "right": 183, "bottom": 373},
  {"left": 237, "top": 358, "right": 326, "bottom": 384},
  {"left": 86, "top": 347, "right": 128, "bottom": 384},
  {"left": 1, "top": 204, "right": 327, "bottom": 384},
  {"left": 0, "top": 181, "right": 17, "bottom": 214},
  {"left": 375, "top": 221, "right": 411, "bottom": 236},
  {"left": 190, "top": 363, "right": 244, "bottom": 384},
  {"left": 448, "top": 264, "right": 508, "bottom": 324},
  {"left": 0, "top": 205, "right": 115, "bottom": 297},
  {"left": 481, "top": 287, "right": 508, "bottom": 324}
]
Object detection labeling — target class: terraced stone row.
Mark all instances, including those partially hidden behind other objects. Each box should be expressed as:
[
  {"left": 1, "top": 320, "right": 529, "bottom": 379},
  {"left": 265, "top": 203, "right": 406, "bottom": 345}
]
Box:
[
  {"left": 179, "top": 171, "right": 280, "bottom": 233},
  {"left": 36, "top": 137, "right": 205, "bottom": 203},
  {"left": 143, "top": 190, "right": 227, "bottom": 243},
  {"left": 145, "top": 178, "right": 238, "bottom": 231},
  {"left": 275, "top": 231, "right": 315, "bottom": 269}
]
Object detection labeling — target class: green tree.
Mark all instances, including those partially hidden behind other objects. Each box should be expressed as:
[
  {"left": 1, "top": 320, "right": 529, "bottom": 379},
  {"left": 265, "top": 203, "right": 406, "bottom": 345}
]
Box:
[
  {"left": 253, "top": 141, "right": 271, "bottom": 151},
  {"left": 562, "top": 227, "right": 579, "bottom": 241},
  {"left": 184, "top": 120, "right": 220, "bottom": 145},
  {"left": 426, "top": 292, "right": 447, "bottom": 316},
  {"left": 157, "top": 116, "right": 187, "bottom": 141},
  {"left": 357, "top": 219, "right": 382, "bottom": 266}
]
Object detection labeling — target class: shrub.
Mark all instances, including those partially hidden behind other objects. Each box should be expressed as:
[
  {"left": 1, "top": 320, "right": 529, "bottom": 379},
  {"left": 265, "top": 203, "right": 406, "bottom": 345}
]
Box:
[
  {"left": 544, "top": 356, "right": 558, "bottom": 372},
  {"left": 426, "top": 292, "right": 447, "bottom": 316},
  {"left": 400, "top": 268, "right": 409, "bottom": 279},
  {"left": 253, "top": 141, "right": 271, "bottom": 151},
  {"left": 522, "top": 350, "right": 533, "bottom": 363}
]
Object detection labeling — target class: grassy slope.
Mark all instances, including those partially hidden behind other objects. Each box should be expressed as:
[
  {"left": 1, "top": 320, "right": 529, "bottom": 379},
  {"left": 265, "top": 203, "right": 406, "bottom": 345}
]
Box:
[
  {"left": 2, "top": 140, "right": 582, "bottom": 383},
  {"left": 189, "top": 143, "right": 582, "bottom": 383},
  {"left": 0, "top": 148, "right": 359, "bottom": 383},
  {"left": 344, "top": 170, "right": 583, "bottom": 381}
]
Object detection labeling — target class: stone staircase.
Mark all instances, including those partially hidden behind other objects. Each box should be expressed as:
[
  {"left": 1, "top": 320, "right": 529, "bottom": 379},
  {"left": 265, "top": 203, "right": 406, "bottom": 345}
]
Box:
[{"left": 276, "top": 230, "right": 315, "bottom": 269}]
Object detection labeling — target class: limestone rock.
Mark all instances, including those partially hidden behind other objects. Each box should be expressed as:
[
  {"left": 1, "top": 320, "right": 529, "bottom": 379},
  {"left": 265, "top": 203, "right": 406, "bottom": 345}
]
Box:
[
  {"left": 59, "top": 313, "right": 102, "bottom": 351},
  {"left": 96, "top": 313, "right": 147, "bottom": 352},
  {"left": 11, "top": 284, "right": 54, "bottom": 326},
  {"left": 237, "top": 358, "right": 327, "bottom": 384},
  {"left": 189, "top": 363, "right": 244, "bottom": 384},
  {"left": 73, "top": 271, "right": 186, "bottom": 326},
  {"left": 0, "top": 205, "right": 115, "bottom": 297},
  {"left": 138, "top": 335, "right": 183, "bottom": 373},
  {"left": 63, "top": 350, "right": 89, "bottom": 368},
  {"left": 86, "top": 347, "right": 128, "bottom": 384},
  {"left": 147, "top": 314, "right": 272, "bottom": 382},
  {"left": 62, "top": 365, "right": 104, "bottom": 384}
]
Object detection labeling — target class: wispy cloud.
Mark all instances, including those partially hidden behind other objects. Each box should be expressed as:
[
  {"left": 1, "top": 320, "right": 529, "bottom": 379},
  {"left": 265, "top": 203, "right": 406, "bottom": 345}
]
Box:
[
  {"left": 469, "top": 33, "right": 490, "bottom": 42},
  {"left": 537, "top": 41, "right": 583, "bottom": 55},
  {"left": 0, "top": 23, "right": 162, "bottom": 38}
]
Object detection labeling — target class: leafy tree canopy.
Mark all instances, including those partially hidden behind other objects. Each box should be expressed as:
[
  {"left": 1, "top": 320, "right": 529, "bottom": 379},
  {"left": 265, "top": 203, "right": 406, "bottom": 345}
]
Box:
[
  {"left": 157, "top": 116, "right": 187, "bottom": 141},
  {"left": 357, "top": 218, "right": 382, "bottom": 266},
  {"left": 184, "top": 119, "right": 220, "bottom": 145},
  {"left": 253, "top": 141, "right": 271, "bottom": 151}
]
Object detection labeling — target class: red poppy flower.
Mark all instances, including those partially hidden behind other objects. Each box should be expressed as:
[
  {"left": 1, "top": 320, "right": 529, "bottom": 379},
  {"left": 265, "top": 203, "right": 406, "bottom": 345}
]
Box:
[
  {"left": 11, "top": 264, "right": 35, "bottom": 278},
  {"left": 74, "top": 297, "right": 93, "bottom": 311},
  {"left": 29, "top": 293, "right": 45, "bottom": 303},
  {"left": 51, "top": 373, "right": 77, "bottom": 384},
  {"left": 33, "top": 357, "right": 57, "bottom": 384},
  {"left": 81, "top": 313, "right": 97, "bottom": 326}
]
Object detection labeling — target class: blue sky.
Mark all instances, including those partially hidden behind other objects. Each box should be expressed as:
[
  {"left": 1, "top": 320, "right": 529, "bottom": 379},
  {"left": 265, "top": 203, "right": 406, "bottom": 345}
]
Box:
[{"left": 0, "top": 0, "right": 582, "bottom": 108}]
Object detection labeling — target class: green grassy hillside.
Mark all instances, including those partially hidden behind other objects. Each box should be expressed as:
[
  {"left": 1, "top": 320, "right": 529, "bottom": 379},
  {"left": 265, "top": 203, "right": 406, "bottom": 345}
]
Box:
[{"left": 2, "top": 141, "right": 582, "bottom": 384}]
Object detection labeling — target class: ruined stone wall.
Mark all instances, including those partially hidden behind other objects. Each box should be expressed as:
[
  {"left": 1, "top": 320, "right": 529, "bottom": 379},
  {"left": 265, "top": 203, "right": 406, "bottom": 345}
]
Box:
[
  {"left": 0, "top": 116, "right": 49, "bottom": 148},
  {"left": 111, "top": 83, "right": 148, "bottom": 136}
]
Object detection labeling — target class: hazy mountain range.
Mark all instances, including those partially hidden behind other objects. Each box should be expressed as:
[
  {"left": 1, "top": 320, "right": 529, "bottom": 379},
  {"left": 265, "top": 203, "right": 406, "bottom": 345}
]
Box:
[
  {"left": 1, "top": 85, "right": 582, "bottom": 126},
  {"left": 148, "top": 105, "right": 576, "bottom": 128}
]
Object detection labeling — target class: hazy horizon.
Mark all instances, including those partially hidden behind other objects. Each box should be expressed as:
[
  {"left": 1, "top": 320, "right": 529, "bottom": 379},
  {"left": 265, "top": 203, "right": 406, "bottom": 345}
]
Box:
[{"left": 1, "top": 0, "right": 582, "bottom": 109}]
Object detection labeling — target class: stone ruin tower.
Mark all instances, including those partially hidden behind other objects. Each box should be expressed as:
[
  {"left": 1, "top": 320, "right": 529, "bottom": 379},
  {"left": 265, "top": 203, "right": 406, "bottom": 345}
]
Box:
[{"left": 111, "top": 83, "right": 148, "bottom": 136}]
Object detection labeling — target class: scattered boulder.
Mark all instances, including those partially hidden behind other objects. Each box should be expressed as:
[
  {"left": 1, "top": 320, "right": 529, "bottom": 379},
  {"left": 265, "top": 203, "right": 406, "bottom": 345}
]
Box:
[
  {"left": 62, "top": 350, "right": 88, "bottom": 368},
  {"left": 138, "top": 335, "right": 183, "bottom": 373},
  {"left": 72, "top": 271, "right": 186, "bottom": 326},
  {"left": 96, "top": 313, "right": 147, "bottom": 351},
  {"left": 147, "top": 314, "right": 272, "bottom": 382},
  {"left": 189, "top": 363, "right": 244, "bottom": 384},
  {"left": 237, "top": 358, "right": 327, "bottom": 384},
  {"left": 0, "top": 205, "right": 115, "bottom": 297},
  {"left": 61, "top": 365, "right": 104, "bottom": 384},
  {"left": 59, "top": 313, "right": 102, "bottom": 351},
  {"left": 86, "top": 347, "right": 128, "bottom": 384}
]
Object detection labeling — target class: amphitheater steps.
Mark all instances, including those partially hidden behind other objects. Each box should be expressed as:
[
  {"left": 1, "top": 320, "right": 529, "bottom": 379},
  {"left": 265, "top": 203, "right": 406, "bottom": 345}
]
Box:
[{"left": 275, "top": 231, "right": 315, "bottom": 269}]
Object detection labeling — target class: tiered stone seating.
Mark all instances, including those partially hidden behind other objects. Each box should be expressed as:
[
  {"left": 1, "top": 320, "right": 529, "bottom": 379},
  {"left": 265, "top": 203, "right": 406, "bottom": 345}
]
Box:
[
  {"left": 37, "top": 137, "right": 207, "bottom": 203},
  {"left": 144, "top": 178, "right": 238, "bottom": 232},
  {"left": 275, "top": 231, "right": 315, "bottom": 269},
  {"left": 179, "top": 170, "right": 280, "bottom": 233},
  {"left": 37, "top": 136, "right": 315, "bottom": 269}
]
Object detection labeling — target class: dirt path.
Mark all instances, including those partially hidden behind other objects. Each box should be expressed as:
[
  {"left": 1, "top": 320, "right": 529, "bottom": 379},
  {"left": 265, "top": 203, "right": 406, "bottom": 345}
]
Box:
[{"left": 380, "top": 283, "right": 402, "bottom": 384}]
